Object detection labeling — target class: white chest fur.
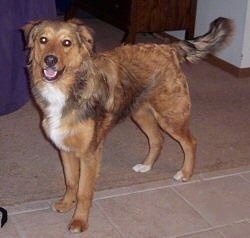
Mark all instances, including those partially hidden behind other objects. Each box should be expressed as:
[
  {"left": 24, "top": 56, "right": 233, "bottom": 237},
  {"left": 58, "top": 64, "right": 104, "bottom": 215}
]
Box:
[{"left": 41, "top": 84, "right": 69, "bottom": 151}]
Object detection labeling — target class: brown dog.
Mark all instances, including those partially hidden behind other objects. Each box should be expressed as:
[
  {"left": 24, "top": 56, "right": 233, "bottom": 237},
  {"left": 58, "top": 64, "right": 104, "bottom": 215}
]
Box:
[{"left": 23, "top": 18, "right": 233, "bottom": 232}]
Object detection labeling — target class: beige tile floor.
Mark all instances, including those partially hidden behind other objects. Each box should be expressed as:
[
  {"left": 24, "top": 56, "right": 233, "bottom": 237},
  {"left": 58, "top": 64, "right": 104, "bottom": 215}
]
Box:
[{"left": 1, "top": 166, "right": 250, "bottom": 238}]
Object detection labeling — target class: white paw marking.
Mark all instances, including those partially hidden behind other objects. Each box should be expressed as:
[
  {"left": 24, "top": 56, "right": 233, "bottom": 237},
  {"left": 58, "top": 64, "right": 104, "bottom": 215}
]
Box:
[
  {"left": 173, "top": 170, "right": 188, "bottom": 182},
  {"left": 69, "top": 227, "right": 81, "bottom": 233},
  {"left": 51, "top": 204, "right": 57, "bottom": 212},
  {"left": 173, "top": 170, "right": 183, "bottom": 181},
  {"left": 132, "top": 164, "right": 151, "bottom": 173}
]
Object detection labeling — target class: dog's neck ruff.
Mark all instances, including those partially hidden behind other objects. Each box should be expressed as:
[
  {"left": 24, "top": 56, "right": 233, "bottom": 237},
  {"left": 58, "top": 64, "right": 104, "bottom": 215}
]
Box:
[{"left": 41, "top": 84, "right": 69, "bottom": 151}]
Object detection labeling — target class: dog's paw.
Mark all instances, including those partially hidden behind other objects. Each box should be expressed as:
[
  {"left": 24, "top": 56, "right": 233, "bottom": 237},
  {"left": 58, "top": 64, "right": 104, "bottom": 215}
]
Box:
[
  {"left": 69, "top": 219, "right": 88, "bottom": 233},
  {"left": 173, "top": 170, "right": 189, "bottom": 182},
  {"left": 51, "top": 199, "right": 75, "bottom": 213},
  {"left": 132, "top": 164, "right": 151, "bottom": 173}
]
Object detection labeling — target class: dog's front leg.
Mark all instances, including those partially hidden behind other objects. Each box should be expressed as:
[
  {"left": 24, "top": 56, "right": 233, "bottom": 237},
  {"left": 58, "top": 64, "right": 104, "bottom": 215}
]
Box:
[
  {"left": 69, "top": 143, "right": 103, "bottom": 233},
  {"left": 52, "top": 151, "right": 80, "bottom": 213}
]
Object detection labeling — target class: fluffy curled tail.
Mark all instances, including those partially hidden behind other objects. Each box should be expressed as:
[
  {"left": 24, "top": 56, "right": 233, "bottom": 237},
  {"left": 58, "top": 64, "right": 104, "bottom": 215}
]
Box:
[{"left": 174, "top": 17, "right": 234, "bottom": 63}]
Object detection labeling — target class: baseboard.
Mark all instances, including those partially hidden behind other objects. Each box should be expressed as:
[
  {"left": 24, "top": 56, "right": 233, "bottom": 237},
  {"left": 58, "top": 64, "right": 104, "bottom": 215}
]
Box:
[{"left": 206, "top": 55, "right": 250, "bottom": 78}]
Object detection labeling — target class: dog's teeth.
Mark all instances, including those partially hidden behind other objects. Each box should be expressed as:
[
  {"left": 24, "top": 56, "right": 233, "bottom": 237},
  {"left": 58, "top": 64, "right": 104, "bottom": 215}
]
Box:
[{"left": 132, "top": 164, "right": 151, "bottom": 173}]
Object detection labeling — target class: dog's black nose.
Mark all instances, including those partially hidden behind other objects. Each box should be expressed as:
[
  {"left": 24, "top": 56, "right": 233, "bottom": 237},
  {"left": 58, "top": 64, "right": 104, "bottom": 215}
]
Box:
[{"left": 44, "top": 55, "right": 58, "bottom": 67}]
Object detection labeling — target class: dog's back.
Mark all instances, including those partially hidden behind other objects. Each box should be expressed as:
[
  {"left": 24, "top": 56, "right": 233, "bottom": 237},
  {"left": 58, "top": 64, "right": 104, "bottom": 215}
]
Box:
[
  {"left": 96, "top": 17, "right": 233, "bottom": 86},
  {"left": 109, "top": 17, "right": 233, "bottom": 63}
]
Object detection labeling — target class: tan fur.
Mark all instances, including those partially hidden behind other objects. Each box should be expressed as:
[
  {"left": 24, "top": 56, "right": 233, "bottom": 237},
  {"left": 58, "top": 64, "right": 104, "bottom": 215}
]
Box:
[{"left": 23, "top": 17, "right": 233, "bottom": 232}]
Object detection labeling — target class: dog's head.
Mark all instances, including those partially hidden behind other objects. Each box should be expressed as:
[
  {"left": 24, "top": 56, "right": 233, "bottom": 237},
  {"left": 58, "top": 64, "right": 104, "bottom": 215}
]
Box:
[{"left": 23, "top": 19, "right": 94, "bottom": 83}]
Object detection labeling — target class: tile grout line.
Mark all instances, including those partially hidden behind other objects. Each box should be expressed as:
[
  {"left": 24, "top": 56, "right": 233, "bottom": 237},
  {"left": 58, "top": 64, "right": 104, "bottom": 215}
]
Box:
[
  {"left": 170, "top": 185, "right": 250, "bottom": 237},
  {"left": 173, "top": 219, "right": 250, "bottom": 238},
  {"left": 200, "top": 170, "right": 250, "bottom": 181},
  {"left": 168, "top": 187, "right": 250, "bottom": 238},
  {"left": 94, "top": 201, "right": 126, "bottom": 238},
  {"left": 5, "top": 170, "right": 250, "bottom": 216},
  {"left": 5, "top": 183, "right": 194, "bottom": 215},
  {"left": 93, "top": 180, "right": 202, "bottom": 201},
  {"left": 8, "top": 205, "right": 50, "bottom": 216},
  {"left": 239, "top": 173, "right": 250, "bottom": 183},
  {"left": 94, "top": 186, "right": 170, "bottom": 201},
  {"left": 172, "top": 225, "right": 226, "bottom": 238},
  {"left": 170, "top": 186, "right": 213, "bottom": 228}
]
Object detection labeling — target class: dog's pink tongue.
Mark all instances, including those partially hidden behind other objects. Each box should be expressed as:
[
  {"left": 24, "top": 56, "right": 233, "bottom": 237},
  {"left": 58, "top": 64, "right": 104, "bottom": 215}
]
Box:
[{"left": 44, "top": 68, "right": 57, "bottom": 79}]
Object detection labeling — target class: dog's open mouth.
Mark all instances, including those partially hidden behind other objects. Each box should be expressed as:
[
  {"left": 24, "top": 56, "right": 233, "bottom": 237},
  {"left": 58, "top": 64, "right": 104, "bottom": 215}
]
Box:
[{"left": 42, "top": 67, "right": 65, "bottom": 82}]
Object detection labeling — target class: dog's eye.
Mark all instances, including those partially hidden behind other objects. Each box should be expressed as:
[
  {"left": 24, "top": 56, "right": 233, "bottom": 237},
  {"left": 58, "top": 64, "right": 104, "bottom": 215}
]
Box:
[
  {"left": 39, "top": 37, "right": 48, "bottom": 44},
  {"left": 62, "top": 39, "right": 72, "bottom": 47}
]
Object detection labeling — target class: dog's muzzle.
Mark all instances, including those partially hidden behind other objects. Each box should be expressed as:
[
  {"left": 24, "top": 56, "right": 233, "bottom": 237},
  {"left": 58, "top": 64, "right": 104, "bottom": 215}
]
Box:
[{"left": 42, "top": 55, "right": 65, "bottom": 82}]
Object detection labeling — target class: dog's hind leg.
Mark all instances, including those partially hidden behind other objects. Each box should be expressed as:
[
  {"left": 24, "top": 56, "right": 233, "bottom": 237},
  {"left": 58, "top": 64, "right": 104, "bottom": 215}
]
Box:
[
  {"left": 153, "top": 110, "right": 197, "bottom": 181},
  {"left": 169, "top": 125, "right": 197, "bottom": 182},
  {"left": 52, "top": 151, "right": 80, "bottom": 213},
  {"left": 131, "top": 105, "right": 164, "bottom": 173}
]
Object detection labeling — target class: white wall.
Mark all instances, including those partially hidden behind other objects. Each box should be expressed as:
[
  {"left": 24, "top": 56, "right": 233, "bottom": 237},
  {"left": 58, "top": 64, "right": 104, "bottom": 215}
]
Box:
[
  {"left": 241, "top": 1, "right": 250, "bottom": 68},
  {"left": 195, "top": 0, "right": 249, "bottom": 68},
  {"left": 168, "top": 0, "right": 250, "bottom": 68}
]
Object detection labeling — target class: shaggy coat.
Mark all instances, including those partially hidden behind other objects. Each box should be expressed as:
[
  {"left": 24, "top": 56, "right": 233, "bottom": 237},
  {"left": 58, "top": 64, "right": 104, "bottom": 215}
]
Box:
[{"left": 23, "top": 17, "right": 233, "bottom": 232}]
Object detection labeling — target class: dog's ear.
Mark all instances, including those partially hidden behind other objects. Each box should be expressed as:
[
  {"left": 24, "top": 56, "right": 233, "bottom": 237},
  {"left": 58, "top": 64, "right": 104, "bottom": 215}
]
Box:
[
  {"left": 68, "top": 18, "right": 95, "bottom": 54},
  {"left": 22, "top": 21, "right": 43, "bottom": 48},
  {"left": 78, "top": 25, "right": 95, "bottom": 53}
]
